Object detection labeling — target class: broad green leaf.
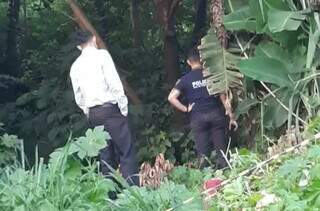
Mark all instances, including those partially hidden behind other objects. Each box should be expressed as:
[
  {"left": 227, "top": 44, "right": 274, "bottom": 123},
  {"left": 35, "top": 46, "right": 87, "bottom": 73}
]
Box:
[
  {"left": 223, "top": 178, "right": 245, "bottom": 201},
  {"left": 265, "top": 0, "right": 291, "bottom": 10},
  {"left": 255, "top": 42, "right": 289, "bottom": 60},
  {"left": 268, "top": 9, "right": 306, "bottom": 33},
  {"left": 235, "top": 98, "right": 260, "bottom": 118},
  {"left": 255, "top": 42, "right": 305, "bottom": 73},
  {"left": 284, "top": 197, "right": 308, "bottom": 210},
  {"left": 75, "top": 137, "right": 106, "bottom": 159},
  {"left": 224, "top": 6, "right": 256, "bottom": 32},
  {"left": 64, "top": 158, "right": 81, "bottom": 179},
  {"left": 48, "top": 148, "right": 66, "bottom": 171},
  {"left": 225, "top": 0, "right": 249, "bottom": 12},
  {"left": 238, "top": 57, "right": 292, "bottom": 87},
  {"left": 199, "top": 29, "right": 243, "bottom": 95},
  {"left": 249, "top": 0, "right": 273, "bottom": 32},
  {"left": 269, "top": 30, "right": 300, "bottom": 47},
  {"left": 277, "top": 158, "right": 308, "bottom": 179},
  {"left": 263, "top": 88, "right": 298, "bottom": 129},
  {"left": 49, "top": 127, "right": 110, "bottom": 164},
  {"left": 73, "top": 126, "right": 109, "bottom": 159}
]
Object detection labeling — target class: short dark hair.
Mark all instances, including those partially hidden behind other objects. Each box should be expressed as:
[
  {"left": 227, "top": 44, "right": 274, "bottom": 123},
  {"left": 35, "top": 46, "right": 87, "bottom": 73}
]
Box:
[
  {"left": 187, "top": 48, "right": 201, "bottom": 63},
  {"left": 74, "top": 29, "right": 93, "bottom": 46}
]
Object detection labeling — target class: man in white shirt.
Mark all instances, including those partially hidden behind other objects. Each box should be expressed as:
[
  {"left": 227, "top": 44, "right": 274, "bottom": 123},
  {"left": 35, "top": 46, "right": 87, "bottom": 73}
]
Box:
[{"left": 70, "top": 30, "right": 138, "bottom": 186}]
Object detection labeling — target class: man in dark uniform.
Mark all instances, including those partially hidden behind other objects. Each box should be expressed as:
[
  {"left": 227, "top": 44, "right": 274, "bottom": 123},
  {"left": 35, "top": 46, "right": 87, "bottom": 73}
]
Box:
[
  {"left": 168, "top": 49, "right": 237, "bottom": 169},
  {"left": 70, "top": 30, "right": 139, "bottom": 186}
]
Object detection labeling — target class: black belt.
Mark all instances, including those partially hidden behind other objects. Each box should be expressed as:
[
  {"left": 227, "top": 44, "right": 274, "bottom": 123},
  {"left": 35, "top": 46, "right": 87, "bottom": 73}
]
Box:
[{"left": 90, "top": 103, "right": 116, "bottom": 109}]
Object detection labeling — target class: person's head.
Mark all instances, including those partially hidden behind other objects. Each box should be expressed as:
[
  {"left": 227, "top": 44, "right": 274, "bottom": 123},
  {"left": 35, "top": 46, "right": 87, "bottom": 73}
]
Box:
[
  {"left": 74, "top": 30, "right": 97, "bottom": 50},
  {"left": 187, "top": 49, "right": 202, "bottom": 69}
]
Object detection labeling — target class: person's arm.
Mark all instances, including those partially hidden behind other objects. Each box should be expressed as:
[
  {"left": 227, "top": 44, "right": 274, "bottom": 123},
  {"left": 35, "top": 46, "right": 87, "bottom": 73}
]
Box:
[
  {"left": 101, "top": 50, "right": 128, "bottom": 116},
  {"left": 168, "top": 88, "right": 194, "bottom": 113},
  {"left": 168, "top": 88, "right": 187, "bottom": 112},
  {"left": 70, "top": 70, "right": 88, "bottom": 116},
  {"left": 220, "top": 93, "right": 238, "bottom": 130},
  {"left": 220, "top": 94, "right": 234, "bottom": 118}
]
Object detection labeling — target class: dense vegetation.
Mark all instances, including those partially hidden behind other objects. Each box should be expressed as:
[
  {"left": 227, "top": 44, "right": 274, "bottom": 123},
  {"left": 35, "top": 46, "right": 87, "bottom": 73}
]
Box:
[
  {"left": 1, "top": 0, "right": 320, "bottom": 210},
  {"left": 1, "top": 125, "right": 320, "bottom": 210}
]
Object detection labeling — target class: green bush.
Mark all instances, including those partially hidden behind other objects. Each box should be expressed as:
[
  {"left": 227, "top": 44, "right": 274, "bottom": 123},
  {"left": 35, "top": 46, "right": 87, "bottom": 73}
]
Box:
[{"left": 0, "top": 126, "right": 115, "bottom": 211}]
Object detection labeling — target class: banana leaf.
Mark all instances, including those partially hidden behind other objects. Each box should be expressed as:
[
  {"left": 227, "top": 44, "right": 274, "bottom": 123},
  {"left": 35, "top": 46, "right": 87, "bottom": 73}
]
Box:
[{"left": 198, "top": 29, "right": 243, "bottom": 95}]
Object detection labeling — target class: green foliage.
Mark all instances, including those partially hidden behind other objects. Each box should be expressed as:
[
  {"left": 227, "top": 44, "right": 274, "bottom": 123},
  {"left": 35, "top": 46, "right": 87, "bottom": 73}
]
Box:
[
  {"left": 49, "top": 126, "right": 110, "bottom": 166},
  {"left": 136, "top": 125, "right": 195, "bottom": 163},
  {"left": 223, "top": 6, "right": 256, "bottom": 32},
  {"left": 3, "top": 0, "right": 320, "bottom": 209},
  {"left": 0, "top": 129, "right": 203, "bottom": 211},
  {"left": 235, "top": 98, "right": 259, "bottom": 118},
  {"left": 115, "top": 181, "right": 203, "bottom": 211},
  {"left": 70, "top": 126, "right": 110, "bottom": 159},
  {"left": 169, "top": 166, "right": 214, "bottom": 190},
  {"left": 307, "top": 116, "right": 320, "bottom": 134},
  {"left": 216, "top": 0, "right": 320, "bottom": 148},
  {"left": 198, "top": 29, "right": 243, "bottom": 95},
  {"left": 0, "top": 127, "right": 113, "bottom": 211},
  {"left": 1, "top": 129, "right": 320, "bottom": 210},
  {"left": 207, "top": 142, "right": 320, "bottom": 210},
  {"left": 239, "top": 57, "right": 293, "bottom": 87},
  {"left": 267, "top": 9, "right": 306, "bottom": 33},
  {"left": 0, "top": 133, "right": 22, "bottom": 167},
  {"left": 0, "top": 0, "right": 199, "bottom": 165},
  {"left": 263, "top": 88, "right": 298, "bottom": 129}
]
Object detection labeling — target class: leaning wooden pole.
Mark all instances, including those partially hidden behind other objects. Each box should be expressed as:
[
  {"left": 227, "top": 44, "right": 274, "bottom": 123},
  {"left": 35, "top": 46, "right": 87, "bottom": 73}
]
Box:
[{"left": 66, "top": 0, "right": 141, "bottom": 105}]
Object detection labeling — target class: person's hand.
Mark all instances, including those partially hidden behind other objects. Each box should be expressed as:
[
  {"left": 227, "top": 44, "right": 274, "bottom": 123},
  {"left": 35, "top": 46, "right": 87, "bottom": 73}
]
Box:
[
  {"left": 227, "top": 112, "right": 238, "bottom": 131},
  {"left": 186, "top": 103, "right": 195, "bottom": 113},
  {"left": 229, "top": 119, "right": 238, "bottom": 131}
]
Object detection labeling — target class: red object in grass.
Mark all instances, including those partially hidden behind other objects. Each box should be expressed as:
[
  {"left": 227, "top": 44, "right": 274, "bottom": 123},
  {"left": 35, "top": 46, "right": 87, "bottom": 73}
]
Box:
[{"left": 203, "top": 178, "right": 223, "bottom": 196}]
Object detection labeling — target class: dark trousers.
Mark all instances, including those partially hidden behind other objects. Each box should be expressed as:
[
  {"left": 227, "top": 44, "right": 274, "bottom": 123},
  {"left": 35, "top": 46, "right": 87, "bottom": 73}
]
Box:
[
  {"left": 190, "top": 107, "right": 228, "bottom": 169},
  {"left": 88, "top": 104, "right": 139, "bottom": 186}
]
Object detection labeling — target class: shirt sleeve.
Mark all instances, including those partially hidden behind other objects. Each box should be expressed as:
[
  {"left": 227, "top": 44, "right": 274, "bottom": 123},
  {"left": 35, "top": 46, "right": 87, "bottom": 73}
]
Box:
[
  {"left": 70, "top": 68, "right": 89, "bottom": 115},
  {"left": 100, "top": 50, "right": 128, "bottom": 116},
  {"left": 174, "top": 78, "right": 185, "bottom": 93}
]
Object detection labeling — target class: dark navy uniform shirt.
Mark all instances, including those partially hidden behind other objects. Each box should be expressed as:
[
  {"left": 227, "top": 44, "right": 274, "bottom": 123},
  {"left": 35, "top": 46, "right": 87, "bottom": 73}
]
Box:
[{"left": 174, "top": 69, "right": 221, "bottom": 113}]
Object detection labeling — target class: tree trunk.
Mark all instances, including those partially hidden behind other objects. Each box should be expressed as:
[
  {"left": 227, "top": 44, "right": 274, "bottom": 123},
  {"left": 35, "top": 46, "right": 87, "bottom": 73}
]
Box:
[
  {"left": 5, "top": 0, "right": 21, "bottom": 76},
  {"left": 130, "top": 0, "right": 142, "bottom": 47},
  {"left": 212, "top": 0, "right": 227, "bottom": 48},
  {"left": 191, "top": 0, "right": 207, "bottom": 48},
  {"left": 154, "top": 0, "right": 181, "bottom": 88},
  {"left": 164, "top": 18, "right": 180, "bottom": 87}
]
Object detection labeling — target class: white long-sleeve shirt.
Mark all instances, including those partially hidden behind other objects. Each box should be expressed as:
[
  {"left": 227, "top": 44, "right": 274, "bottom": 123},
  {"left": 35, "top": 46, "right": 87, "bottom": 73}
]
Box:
[{"left": 70, "top": 46, "right": 128, "bottom": 116}]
